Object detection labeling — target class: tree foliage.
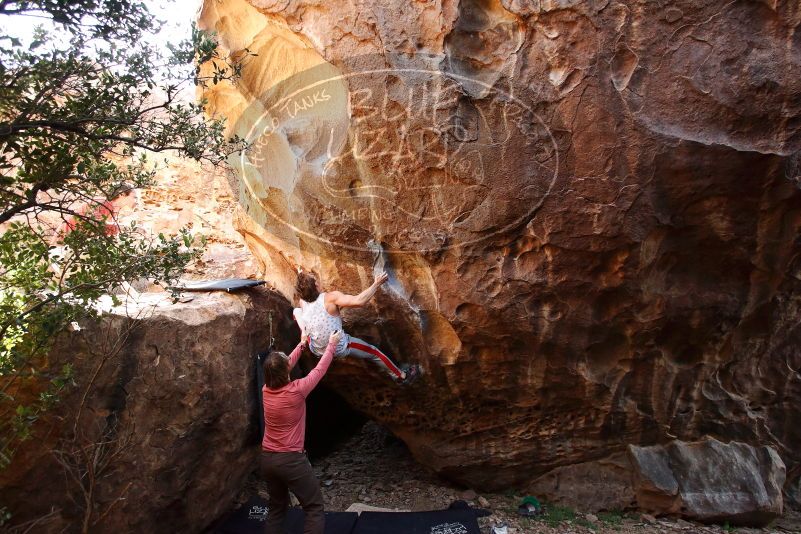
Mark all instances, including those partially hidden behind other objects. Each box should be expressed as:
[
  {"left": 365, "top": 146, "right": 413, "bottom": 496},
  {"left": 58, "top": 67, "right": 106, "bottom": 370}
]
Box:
[{"left": 0, "top": 0, "right": 248, "bottom": 473}]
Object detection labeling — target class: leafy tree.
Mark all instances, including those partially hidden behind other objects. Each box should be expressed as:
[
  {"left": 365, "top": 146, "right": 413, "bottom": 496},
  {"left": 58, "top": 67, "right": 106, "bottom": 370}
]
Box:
[{"left": 0, "top": 0, "right": 248, "bottom": 472}]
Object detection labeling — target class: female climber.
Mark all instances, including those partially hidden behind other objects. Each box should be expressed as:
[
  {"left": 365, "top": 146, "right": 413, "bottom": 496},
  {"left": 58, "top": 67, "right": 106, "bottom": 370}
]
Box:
[{"left": 293, "top": 270, "right": 421, "bottom": 385}]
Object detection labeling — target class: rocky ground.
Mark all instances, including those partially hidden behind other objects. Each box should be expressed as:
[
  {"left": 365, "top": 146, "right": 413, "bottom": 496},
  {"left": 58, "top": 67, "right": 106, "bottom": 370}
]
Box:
[{"left": 235, "top": 422, "right": 801, "bottom": 533}]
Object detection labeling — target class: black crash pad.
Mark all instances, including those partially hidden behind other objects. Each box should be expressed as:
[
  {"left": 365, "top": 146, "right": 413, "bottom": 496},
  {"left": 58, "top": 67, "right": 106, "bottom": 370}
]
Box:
[
  {"left": 172, "top": 278, "right": 265, "bottom": 292},
  {"left": 213, "top": 497, "right": 358, "bottom": 534},
  {"left": 286, "top": 507, "right": 359, "bottom": 534},
  {"left": 352, "top": 509, "right": 481, "bottom": 534},
  {"left": 214, "top": 498, "right": 481, "bottom": 534},
  {"left": 214, "top": 496, "right": 269, "bottom": 534},
  {"left": 254, "top": 351, "right": 268, "bottom": 445}
]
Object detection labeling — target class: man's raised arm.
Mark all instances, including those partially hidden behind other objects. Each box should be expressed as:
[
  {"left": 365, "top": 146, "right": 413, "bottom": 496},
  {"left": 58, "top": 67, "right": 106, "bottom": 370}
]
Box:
[
  {"left": 296, "top": 331, "right": 340, "bottom": 397},
  {"left": 329, "top": 272, "right": 388, "bottom": 308}
]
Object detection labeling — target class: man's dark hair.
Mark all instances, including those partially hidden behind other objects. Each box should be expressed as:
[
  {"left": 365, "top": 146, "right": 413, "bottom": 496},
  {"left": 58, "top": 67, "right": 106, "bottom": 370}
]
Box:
[
  {"left": 296, "top": 271, "right": 320, "bottom": 303},
  {"left": 264, "top": 352, "right": 290, "bottom": 389}
]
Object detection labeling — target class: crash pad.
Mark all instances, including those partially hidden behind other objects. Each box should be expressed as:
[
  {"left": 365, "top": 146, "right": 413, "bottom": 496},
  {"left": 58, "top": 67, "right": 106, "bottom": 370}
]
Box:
[
  {"left": 172, "top": 278, "right": 265, "bottom": 292},
  {"left": 352, "top": 508, "right": 481, "bottom": 534}
]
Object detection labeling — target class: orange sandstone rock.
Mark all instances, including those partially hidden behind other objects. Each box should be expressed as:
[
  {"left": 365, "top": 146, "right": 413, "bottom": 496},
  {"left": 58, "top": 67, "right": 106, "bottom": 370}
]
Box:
[{"left": 199, "top": 0, "right": 801, "bottom": 517}]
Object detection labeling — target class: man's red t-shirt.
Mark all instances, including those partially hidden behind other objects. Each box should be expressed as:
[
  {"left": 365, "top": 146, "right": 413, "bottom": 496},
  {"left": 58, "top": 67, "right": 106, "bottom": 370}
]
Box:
[{"left": 261, "top": 339, "right": 335, "bottom": 452}]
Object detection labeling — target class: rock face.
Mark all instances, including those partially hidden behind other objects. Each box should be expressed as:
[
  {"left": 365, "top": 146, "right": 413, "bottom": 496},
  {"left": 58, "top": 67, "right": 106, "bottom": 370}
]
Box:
[
  {"left": 629, "top": 439, "right": 786, "bottom": 526},
  {"left": 0, "top": 290, "right": 297, "bottom": 533},
  {"left": 124, "top": 155, "right": 259, "bottom": 281},
  {"left": 527, "top": 438, "right": 787, "bottom": 526},
  {"left": 199, "top": 0, "right": 801, "bottom": 517},
  {"left": 527, "top": 452, "right": 638, "bottom": 512}
]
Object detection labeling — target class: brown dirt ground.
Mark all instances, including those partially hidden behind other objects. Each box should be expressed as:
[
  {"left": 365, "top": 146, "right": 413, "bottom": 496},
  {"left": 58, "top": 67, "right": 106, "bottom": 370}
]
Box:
[{"left": 235, "top": 422, "right": 801, "bottom": 534}]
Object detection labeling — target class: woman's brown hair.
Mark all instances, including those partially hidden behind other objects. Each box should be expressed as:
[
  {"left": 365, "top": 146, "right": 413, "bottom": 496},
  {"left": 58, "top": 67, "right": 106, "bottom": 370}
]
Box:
[
  {"left": 296, "top": 271, "right": 320, "bottom": 303},
  {"left": 264, "top": 351, "right": 290, "bottom": 389}
]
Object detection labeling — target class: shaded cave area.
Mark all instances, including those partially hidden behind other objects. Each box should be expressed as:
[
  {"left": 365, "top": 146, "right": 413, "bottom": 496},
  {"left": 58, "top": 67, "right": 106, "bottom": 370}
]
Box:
[{"left": 304, "top": 384, "right": 369, "bottom": 460}]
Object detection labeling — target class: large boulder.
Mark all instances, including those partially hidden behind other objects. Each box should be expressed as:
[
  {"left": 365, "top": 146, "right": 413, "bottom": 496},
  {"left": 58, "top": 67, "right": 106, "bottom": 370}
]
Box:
[
  {"left": 629, "top": 439, "right": 786, "bottom": 526},
  {"left": 0, "top": 290, "right": 297, "bottom": 533},
  {"left": 526, "top": 438, "right": 787, "bottom": 525},
  {"left": 198, "top": 0, "right": 801, "bottom": 516}
]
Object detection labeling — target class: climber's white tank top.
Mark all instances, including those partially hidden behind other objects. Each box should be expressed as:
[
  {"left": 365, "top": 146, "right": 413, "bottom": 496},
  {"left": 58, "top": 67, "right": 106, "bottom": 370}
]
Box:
[{"left": 301, "top": 293, "right": 350, "bottom": 356}]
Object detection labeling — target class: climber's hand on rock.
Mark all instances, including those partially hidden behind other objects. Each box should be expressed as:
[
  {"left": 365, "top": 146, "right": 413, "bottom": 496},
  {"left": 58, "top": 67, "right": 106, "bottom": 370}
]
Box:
[
  {"left": 329, "top": 330, "right": 342, "bottom": 346},
  {"left": 375, "top": 272, "right": 389, "bottom": 286}
]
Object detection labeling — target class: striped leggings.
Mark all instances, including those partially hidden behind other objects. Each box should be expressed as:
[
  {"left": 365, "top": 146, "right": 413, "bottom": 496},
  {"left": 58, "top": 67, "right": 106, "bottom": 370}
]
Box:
[{"left": 342, "top": 336, "right": 404, "bottom": 379}]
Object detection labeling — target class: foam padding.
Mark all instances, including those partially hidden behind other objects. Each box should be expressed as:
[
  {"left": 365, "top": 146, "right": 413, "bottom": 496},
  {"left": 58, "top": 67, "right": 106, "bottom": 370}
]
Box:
[
  {"left": 214, "top": 496, "right": 269, "bottom": 533},
  {"left": 352, "top": 508, "right": 481, "bottom": 534},
  {"left": 286, "top": 507, "right": 359, "bottom": 534},
  {"left": 173, "top": 278, "right": 265, "bottom": 292}
]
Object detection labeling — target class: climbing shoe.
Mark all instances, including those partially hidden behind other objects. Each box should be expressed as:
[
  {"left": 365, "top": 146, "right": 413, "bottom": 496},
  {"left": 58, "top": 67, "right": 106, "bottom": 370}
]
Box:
[{"left": 398, "top": 363, "right": 421, "bottom": 386}]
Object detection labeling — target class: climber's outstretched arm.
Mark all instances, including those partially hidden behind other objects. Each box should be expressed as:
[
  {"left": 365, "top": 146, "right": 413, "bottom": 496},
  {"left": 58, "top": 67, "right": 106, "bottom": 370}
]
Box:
[{"left": 328, "top": 272, "right": 388, "bottom": 308}]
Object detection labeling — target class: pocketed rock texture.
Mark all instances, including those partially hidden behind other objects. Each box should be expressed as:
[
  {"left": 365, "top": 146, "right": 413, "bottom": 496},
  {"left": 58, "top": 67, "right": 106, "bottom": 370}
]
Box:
[
  {"left": 199, "top": 0, "right": 801, "bottom": 520},
  {"left": 0, "top": 290, "right": 297, "bottom": 533}
]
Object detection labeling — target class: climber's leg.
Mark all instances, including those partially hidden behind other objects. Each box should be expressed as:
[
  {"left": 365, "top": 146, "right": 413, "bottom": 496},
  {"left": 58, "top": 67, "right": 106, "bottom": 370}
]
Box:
[{"left": 345, "top": 337, "right": 405, "bottom": 380}]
